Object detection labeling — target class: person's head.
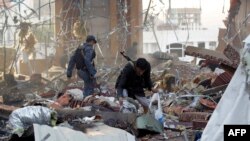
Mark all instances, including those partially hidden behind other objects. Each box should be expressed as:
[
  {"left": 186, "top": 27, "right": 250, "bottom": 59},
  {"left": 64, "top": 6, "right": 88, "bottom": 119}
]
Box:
[
  {"left": 56, "top": 92, "right": 73, "bottom": 107},
  {"left": 198, "top": 60, "right": 205, "bottom": 65},
  {"left": 86, "top": 35, "right": 97, "bottom": 45},
  {"left": 19, "top": 22, "right": 31, "bottom": 36},
  {"left": 135, "top": 58, "right": 150, "bottom": 76}
]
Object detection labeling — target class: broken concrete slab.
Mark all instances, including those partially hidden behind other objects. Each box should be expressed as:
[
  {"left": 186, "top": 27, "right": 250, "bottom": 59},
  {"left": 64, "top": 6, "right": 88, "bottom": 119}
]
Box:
[
  {"left": 34, "top": 123, "right": 136, "bottom": 141},
  {"left": 56, "top": 109, "right": 137, "bottom": 124}
]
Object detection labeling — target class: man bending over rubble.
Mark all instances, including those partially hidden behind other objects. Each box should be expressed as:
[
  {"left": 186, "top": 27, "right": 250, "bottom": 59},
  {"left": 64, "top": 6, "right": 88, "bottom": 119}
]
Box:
[{"left": 115, "top": 58, "right": 156, "bottom": 113}]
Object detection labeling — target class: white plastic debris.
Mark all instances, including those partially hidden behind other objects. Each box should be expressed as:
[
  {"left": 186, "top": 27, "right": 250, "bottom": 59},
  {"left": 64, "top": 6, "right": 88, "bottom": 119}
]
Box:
[
  {"left": 149, "top": 93, "right": 164, "bottom": 124},
  {"left": 7, "top": 106, "right": 56, "bottom": 137},
  {"left": 120, "top": 99, "right": 137, "bottom": 113},
  {"left": 214, "top": 68, "right": 225, "bottom": 76},
  {"left": 72, "top": 116, "right": 96, "bottom": 124},
  {"left": 66, "top": 88, "right": 83, "bottom": 100}
]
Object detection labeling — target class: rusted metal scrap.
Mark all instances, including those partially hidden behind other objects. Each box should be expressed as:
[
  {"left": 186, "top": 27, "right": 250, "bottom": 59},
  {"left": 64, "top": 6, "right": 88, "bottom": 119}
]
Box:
[{"left": 199, "top": 98, "right": 217, "bottom": 110}]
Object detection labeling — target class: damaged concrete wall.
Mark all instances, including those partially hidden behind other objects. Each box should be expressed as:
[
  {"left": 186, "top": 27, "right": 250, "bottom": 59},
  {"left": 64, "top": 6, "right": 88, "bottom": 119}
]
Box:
[
  {"left": 234, "top": 0, "right": 250, "bottom": 41},
  {"left": 54, "top": 0, "right": 143, "bottom": 65}
]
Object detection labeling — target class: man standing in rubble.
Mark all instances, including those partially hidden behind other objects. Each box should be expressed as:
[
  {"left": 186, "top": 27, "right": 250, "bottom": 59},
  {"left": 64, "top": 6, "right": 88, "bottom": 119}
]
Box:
[
  {"left": 67, "top": 35, "right": 97, "bottom": 97},
  {"left": 115, "top": 58, "right": 156, "bottom": 113},
  {"left": 18, "top": 22, "right": 37, "bottom": 74}
]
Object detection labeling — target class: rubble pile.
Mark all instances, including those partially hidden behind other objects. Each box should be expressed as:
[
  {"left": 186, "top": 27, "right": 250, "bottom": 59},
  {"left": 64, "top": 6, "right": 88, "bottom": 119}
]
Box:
[{"left": 0, "top": 58, "right": 233, "bottom": 141}]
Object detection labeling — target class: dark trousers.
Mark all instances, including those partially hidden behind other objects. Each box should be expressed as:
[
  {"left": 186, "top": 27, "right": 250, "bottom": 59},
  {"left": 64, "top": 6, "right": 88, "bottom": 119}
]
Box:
[{"left": 77, "top": 70, "right": 94, "bottom": 96}]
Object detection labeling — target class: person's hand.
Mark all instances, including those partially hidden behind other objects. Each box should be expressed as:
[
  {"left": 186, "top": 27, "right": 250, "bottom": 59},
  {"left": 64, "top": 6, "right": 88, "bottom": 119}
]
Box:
[{"left": 151, "top": 88, "right": 158, "bottom": 93}]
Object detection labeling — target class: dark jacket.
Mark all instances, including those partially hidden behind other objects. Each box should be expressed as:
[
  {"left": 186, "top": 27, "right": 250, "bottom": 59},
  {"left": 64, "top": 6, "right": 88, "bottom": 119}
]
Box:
[
  {"left": 67, "top": 43, "right": 96, "bottom": 77},
  {"left": 116, "top": 62, "right": 152, "bottom": 98}
]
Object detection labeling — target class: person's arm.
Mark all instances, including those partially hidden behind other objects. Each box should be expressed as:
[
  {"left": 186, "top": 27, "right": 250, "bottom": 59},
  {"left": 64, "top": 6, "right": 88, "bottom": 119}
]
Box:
[
  {"left": 67, "top": 51, "right": 77, "bottom": 78},
  {"left": 84, "top": 46, "right": 96, "bottom": 77},
  {"left": 145, "top": 72, "right": 159, "bottom": 94},
  {"left": 117, "top": 64, "right": 131, "bottom": 98},
  {"left": 144, "top": 63, "right": 153, "bottom": 91}
]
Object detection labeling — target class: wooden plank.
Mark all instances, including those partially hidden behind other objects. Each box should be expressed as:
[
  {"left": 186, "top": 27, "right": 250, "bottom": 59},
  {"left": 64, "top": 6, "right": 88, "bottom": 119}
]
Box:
[{"left": 201, "top": 84, "right": 228, "bottom": 95}]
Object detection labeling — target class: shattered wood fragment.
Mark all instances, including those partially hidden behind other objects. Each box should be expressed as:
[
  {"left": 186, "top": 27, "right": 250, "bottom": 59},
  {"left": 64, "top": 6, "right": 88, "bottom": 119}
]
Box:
[
  {"left": 201, "top": 84, "right": 228, "bottom": 95},
  {"left": 40, "top": 90, "right": 56, "bottom": 98},
  {"left": 179, "top": 112, "right": 211, "bottom": 122}
]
